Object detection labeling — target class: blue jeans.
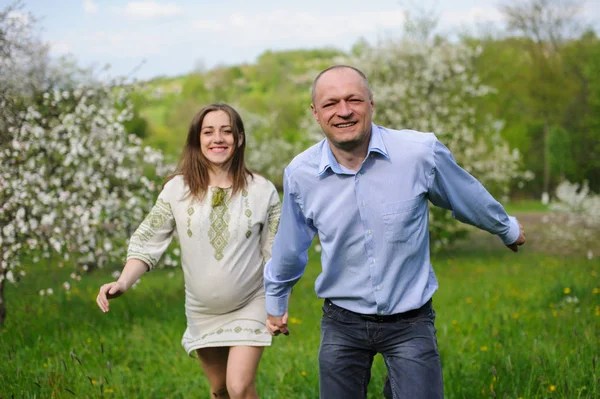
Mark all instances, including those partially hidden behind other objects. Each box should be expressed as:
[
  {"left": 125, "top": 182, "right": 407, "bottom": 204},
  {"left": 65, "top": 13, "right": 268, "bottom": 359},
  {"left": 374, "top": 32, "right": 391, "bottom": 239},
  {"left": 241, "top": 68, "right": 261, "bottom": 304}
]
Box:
[{"left": 318, "top": 299, "right": 443, "bottom": 399}]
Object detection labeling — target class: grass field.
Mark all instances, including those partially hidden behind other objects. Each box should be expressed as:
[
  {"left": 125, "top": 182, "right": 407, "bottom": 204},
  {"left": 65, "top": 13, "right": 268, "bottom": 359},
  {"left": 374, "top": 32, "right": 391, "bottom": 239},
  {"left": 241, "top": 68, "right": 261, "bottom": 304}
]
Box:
[{"left": 1, "top": 218, "right": 599, "bottom": 398}]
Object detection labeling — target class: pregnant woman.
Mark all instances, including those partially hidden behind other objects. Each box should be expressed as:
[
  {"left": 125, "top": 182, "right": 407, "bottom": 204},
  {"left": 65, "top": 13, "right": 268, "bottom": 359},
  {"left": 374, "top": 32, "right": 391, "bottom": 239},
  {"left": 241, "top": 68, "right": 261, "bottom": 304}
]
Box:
[{"left": 96, "top": 103, "right": 281, "bottom": 399}]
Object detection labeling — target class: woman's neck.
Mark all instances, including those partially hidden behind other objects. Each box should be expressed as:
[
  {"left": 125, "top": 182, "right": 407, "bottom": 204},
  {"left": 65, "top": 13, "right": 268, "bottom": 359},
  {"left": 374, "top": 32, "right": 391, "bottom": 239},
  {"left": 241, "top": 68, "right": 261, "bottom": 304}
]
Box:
[{"left": 208, "top": 167, "right": 232, "bottom": 188}]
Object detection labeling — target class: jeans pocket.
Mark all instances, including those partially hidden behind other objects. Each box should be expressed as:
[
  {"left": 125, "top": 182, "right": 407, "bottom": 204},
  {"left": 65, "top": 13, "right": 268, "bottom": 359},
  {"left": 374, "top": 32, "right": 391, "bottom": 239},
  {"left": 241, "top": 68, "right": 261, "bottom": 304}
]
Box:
[{"left": 322, "top": 300, "right": 341, "bottom": 321}]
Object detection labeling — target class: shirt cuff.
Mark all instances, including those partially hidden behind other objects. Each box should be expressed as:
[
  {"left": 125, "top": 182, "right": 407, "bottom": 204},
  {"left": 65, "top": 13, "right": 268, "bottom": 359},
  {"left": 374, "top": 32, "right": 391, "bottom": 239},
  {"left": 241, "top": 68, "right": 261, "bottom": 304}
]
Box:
[
  {"left": 265, "top": 294, "right": 289, "bottom": 317},
  {"left": 498, "top": 216, "right": 520, "bottom": 246}
]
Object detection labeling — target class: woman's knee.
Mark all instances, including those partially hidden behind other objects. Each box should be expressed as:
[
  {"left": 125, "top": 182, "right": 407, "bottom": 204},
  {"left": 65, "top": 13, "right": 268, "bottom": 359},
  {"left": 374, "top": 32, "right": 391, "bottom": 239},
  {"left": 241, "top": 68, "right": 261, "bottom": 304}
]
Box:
[{"left": 226, "top": 377, "right": 255, "bottom": 399}]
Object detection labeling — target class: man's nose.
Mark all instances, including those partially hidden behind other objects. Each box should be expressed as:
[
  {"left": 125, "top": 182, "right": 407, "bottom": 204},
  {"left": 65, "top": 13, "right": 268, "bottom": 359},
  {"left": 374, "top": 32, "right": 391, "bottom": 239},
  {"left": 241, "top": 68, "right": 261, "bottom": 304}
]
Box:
[{"left": 337, "top": 101, "right": 352, "bottom": 117}]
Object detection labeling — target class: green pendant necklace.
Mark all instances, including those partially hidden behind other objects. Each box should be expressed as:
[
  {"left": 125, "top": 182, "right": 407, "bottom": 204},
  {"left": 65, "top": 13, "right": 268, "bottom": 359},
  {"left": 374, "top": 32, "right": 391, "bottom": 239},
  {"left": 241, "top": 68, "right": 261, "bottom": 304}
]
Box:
[{"left": 211, "top": 187, "right": 227, "bottom": 208}]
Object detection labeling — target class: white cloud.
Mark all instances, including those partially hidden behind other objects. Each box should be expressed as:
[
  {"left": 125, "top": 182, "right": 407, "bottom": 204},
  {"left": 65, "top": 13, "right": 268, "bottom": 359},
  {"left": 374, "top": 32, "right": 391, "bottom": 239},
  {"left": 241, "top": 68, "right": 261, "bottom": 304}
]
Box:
[
  {"left": 124, "top": 1, "right": 183, "bottom": 20},
  {"left": 441, "top": 7, "right": 504, "bottom": 26},
  {"left": 7, "top": 11, "right": 30, "bottom": 26},
  {"left": 188, "top": 9, "right": 407, "bottom": 45},
  {"left": 49, "top": 40, "right": 73, "bottom": 55},
  {"left": 83, "top": 0, "right": 98, "bottom": 14}
]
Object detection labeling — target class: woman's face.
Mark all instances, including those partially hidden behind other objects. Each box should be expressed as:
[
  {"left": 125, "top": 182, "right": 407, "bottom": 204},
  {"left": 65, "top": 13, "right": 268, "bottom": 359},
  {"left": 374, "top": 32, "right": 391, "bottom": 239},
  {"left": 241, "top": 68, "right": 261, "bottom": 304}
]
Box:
[{"left": 200, "top": 110, "right": 240, "bottom": 168}]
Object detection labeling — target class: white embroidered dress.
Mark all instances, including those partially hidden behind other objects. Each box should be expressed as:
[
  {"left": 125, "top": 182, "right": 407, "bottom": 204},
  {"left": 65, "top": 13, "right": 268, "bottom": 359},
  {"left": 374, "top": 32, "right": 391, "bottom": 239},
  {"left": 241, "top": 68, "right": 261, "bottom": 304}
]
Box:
[{"left": 127, "top": 174, "right": 281, "bottom": 355}]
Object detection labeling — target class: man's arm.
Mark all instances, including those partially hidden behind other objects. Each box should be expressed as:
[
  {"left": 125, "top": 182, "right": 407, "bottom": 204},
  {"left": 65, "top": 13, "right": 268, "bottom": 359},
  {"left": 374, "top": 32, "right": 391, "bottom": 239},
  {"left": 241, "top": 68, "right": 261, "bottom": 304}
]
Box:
[
  {"left": 427, "top": 138, "right": 526, "bottom": 250},
  {"left": 264, "top": 170, "right": 316, "bottom": 334}
]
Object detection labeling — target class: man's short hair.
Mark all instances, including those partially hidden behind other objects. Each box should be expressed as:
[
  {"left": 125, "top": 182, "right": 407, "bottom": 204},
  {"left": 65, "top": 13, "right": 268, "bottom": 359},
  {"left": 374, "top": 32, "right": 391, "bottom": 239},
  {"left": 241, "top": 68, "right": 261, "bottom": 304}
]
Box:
[{"left": 311, "top": 65, "right": 373, "bottom": 104}]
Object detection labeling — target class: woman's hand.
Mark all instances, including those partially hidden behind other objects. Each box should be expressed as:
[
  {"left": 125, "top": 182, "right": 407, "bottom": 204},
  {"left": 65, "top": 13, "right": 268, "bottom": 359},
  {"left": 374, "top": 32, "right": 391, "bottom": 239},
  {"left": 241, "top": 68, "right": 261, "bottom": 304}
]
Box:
[{"left": 96, "top": 281, "right": 128, "bottom": 313}]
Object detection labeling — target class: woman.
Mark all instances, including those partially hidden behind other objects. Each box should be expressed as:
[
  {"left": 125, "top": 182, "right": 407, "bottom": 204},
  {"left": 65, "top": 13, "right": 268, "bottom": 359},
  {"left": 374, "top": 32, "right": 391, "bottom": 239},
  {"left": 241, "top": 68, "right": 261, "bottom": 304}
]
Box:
[{"left": 96, "top": 103, "right": 281, "bottom": 399}]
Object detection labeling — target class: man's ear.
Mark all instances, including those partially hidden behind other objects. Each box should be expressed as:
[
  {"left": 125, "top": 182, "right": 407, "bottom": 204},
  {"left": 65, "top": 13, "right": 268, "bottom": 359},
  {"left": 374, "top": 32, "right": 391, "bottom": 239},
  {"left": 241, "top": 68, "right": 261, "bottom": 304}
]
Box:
[
  {"left": 238, "top": 132, "right": 244, "bottom": 147},
  {"left": 311, "top": 104, "right": 319, "bottom": 122}
]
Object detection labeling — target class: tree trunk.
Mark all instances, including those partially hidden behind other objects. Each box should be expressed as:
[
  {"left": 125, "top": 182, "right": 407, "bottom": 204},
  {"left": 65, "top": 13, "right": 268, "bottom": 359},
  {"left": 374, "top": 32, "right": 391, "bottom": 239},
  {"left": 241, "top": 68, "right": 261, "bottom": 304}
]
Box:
[
  {"left": 0, "top": 267, "right": 6, "bottom": 326},
  {"left": 543, "top": 120, "right": 551, "bottom": 198}
]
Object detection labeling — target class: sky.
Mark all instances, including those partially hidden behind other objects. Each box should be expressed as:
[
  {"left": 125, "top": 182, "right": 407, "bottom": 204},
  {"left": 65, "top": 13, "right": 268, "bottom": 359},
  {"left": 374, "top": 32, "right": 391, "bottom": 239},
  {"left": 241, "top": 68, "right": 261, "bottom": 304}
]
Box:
[{"left": 4, "top": 0, "right": 599, "bottom": 81}]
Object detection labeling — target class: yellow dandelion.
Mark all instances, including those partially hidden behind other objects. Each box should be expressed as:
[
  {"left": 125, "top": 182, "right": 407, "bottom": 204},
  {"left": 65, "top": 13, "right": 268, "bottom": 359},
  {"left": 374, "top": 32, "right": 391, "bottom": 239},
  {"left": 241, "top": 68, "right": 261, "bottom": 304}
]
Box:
[
  {"left": 593, "top": 288, "right": 600, "bottom": 294},
  {"left": 591, "top": 270, "right": 597, "bottom": 277},
  {"left": 480, "top": 346, "right": 488, "bottom": 352},
  {"left": 301, "top": 371, "right": 307, "bottom": 377},
  {"left": 466, "top": 297, "right": 473, "bottom": 303},
  {"left": 106, "top": 388, "right": 114, "bottom": 393},
  {"left": 549, "top": 384, "right": 556, "bottom": 392},
  {"left": 289, "top": 317, "right": 303, "bottom": 325},
  {"left": 87, "top": 338, "right": 92, "bottom": 343},
  {"left": 552, "top": 310, "right": 558, "bottom": 317},
  {"left": 563, "top": 287, "right": 571, "bottom": 294},
  {"left": 91, "top": 380, "right": 96, "bottom": 385},
  {"left": 452, "top": 320, "right": 458, "bottom": 325},
  {"left": 512, "top": 313, "right": 520, "bottom": 319}
]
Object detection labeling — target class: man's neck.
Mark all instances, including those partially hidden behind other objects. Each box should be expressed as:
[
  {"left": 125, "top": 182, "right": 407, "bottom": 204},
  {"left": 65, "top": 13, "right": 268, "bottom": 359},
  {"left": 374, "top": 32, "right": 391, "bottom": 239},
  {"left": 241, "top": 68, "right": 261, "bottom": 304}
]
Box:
[{"left": 329, "top": 134, "right": 371, "bottom": 172}]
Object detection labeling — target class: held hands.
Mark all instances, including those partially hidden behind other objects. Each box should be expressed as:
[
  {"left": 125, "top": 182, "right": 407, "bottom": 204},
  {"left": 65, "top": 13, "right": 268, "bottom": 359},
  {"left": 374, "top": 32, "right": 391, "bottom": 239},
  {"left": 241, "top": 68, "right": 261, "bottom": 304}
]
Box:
[
  {"left": 96, "top": 281, "right": 127, "bottom": 313},
  {"left": 507, "top": 223, "right": 526, "bottom": 252},
  {"left": 266, "top": 312, "right": 289, "bottom": 336}
]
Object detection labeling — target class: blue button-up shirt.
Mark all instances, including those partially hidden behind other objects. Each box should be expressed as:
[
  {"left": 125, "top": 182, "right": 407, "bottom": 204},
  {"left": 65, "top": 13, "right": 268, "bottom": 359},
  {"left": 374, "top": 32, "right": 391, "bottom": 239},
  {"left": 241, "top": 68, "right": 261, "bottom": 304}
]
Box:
[{"left": 264, "top": 124, "right": 520, "bottom": 317}]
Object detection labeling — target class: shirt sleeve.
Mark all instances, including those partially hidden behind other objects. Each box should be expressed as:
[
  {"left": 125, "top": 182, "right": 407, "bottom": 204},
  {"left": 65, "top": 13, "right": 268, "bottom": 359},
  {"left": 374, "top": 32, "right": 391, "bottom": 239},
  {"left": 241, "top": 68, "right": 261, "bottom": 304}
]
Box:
[
  {"left": 126, "top": 189, "right": 176, "bottom": 270},
  {"left": 264, "top": 169, "right": 317, "bottom": 316},
  {"left": 260, "top": 182, "right": 281, "bottom": 261},
  {"left": 427, "top": 137, "right": 520, "bottom": 246}
]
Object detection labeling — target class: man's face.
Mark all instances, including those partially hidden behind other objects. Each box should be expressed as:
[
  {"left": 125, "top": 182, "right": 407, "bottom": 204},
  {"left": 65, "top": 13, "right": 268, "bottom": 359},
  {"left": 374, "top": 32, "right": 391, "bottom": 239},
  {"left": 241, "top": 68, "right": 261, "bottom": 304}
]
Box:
[{"left": 311, "top": 68, "right": 374, "bottom": 152}]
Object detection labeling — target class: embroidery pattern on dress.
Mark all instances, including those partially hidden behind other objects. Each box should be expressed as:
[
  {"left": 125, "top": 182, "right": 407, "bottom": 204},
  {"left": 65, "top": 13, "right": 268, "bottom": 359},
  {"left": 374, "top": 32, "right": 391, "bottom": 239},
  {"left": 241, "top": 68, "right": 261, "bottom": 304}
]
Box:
[
  {"left": 186, "top": 206, "right": 194, "bottom": 237},
  {"left": 242, "top": 189, "right": 252, "bottom": 238},
  {"left": 208, "top": 188, "right": 231, "bottom": 261},
  {"left": 268, "top": 202, "right": 282, "bottom": 235},
  {"left": 130, "top": 198, "right": 172, "bottom": 244}
]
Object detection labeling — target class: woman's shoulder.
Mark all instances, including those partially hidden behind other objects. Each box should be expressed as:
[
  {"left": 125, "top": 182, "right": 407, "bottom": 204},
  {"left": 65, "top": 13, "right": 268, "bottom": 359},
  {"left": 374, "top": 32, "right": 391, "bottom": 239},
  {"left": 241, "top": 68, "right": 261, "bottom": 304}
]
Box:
[
  {"left": 161, "top": 174, "right": 189, "bottom": 199},
  {"left": 247, "top": 173, "right": 277, "bottom": 193}
]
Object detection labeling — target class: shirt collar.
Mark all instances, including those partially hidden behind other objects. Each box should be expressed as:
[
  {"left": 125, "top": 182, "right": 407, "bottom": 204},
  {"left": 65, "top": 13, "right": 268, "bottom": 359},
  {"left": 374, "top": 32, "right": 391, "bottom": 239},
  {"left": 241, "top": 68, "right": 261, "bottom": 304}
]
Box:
[{"left": 317, "top": 123, "right": 389, "bottom": 176}]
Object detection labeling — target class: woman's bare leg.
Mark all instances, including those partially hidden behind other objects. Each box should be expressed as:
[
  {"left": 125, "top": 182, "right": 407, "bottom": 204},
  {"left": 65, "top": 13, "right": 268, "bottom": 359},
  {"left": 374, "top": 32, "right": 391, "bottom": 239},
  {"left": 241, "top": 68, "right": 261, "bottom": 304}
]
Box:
[
  {"left": 225, "top": 346, "right": 264, "bottom": 399},
  {"left": 197, "top": 347, "right": 230, "bottom": 398}
]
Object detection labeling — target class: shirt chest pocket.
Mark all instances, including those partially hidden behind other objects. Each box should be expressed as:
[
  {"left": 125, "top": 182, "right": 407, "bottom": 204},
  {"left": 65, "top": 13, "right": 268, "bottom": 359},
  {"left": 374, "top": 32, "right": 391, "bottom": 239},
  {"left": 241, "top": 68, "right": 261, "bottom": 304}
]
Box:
[{"left": 381, "top": 197, "right": 423, "bottom": 244}]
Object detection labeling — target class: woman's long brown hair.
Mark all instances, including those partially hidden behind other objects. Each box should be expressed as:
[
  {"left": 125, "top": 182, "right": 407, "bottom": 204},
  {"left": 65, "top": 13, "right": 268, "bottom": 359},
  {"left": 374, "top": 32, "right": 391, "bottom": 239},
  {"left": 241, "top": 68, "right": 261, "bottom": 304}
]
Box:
[{"left": 165, "top": 103, "right": 253, "bottom": 200}]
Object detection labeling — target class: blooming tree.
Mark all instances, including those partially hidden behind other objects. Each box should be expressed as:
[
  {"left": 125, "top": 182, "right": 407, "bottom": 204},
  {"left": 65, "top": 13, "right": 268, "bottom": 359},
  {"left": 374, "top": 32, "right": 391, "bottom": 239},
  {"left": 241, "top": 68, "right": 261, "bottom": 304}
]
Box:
[
  {"left": 0, "top": 83, "right": 175, "bottom": 324},
  {"left": 544, "top": 180, "right": 600, "bottom": 257},
  {"left": 323, "top": 36, "right": 528, "bottom": 250}
]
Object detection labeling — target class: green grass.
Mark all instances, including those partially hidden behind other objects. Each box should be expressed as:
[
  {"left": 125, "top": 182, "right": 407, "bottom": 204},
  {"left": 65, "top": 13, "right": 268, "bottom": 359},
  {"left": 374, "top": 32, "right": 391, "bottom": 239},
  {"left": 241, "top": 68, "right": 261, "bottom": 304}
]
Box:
[
  {"left": 1, "top": 245, "right": 598, "bottom": 398},
  {"left": 503, "top": 199, "right": 550, "bottom": 214}
]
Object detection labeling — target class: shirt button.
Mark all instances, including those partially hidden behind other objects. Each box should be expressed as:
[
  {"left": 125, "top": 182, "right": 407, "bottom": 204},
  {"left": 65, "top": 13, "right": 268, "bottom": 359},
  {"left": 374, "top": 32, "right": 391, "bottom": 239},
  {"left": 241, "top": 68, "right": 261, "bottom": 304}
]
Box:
[
  {"left": 367, "top": 230, "right": 372, "bottom": 235},
  {"left": 362, "top": 201, "right": 366, "bottom": 207},
  {"left": 371, "top": 259, "right": 375, "bottom": 264},
  {"left": 379, "top": 311, "right": 385, "bottom": 315},
  {"left": 376, "top": 285, "right": 382, "bottom": 291}
]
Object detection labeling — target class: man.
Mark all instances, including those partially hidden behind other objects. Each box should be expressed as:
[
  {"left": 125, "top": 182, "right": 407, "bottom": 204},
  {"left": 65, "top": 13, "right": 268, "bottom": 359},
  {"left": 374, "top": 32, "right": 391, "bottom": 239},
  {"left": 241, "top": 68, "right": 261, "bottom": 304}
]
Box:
[{"left": 264, "top": 65, "right": 526, "bottom": 399}]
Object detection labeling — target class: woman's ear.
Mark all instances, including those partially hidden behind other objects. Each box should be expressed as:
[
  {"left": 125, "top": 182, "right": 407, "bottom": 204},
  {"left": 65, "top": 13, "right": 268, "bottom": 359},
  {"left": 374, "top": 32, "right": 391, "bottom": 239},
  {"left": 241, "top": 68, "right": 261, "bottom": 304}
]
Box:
[{"left": 238, "top": 132, "right": 244, "bottom": 147}]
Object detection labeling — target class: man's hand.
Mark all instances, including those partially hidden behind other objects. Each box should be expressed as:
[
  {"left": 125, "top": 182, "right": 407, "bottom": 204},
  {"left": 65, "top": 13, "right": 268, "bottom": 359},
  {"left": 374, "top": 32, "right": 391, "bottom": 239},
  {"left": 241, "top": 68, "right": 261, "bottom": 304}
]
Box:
[
  {"left": 507, "top": 223, "right": 526, "bottom": 252},
  {"left": 267, "top": 312, "right": 289, "bottom": 336}
]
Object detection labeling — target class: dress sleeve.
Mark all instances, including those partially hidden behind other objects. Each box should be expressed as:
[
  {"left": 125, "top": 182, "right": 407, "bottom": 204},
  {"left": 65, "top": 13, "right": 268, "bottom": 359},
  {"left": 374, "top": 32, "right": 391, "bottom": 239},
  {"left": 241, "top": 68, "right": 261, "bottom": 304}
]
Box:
[
  {"left": 260, "top": 182, "right": 281, "bottom": 261},
  {"left": 126, "top": 189, "right": 176, "bottom": 270}
]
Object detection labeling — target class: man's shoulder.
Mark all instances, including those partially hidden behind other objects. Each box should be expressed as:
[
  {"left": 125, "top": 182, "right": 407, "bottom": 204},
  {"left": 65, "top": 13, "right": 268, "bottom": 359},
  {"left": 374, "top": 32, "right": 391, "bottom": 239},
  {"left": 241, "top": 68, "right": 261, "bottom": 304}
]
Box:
[
  {"left": 285, "top": 139, "right": 324, "bottom": 177},
  {"left": 378, "top": 125, "right": 437, "bottom": 148}
]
